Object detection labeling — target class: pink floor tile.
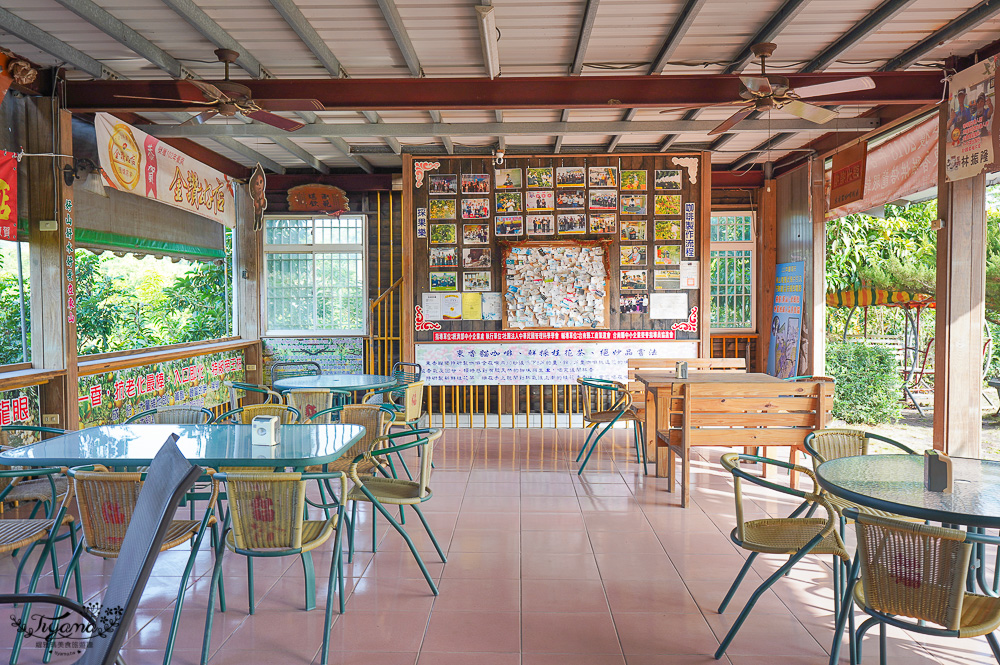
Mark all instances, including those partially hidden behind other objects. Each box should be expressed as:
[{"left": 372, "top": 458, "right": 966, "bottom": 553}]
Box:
[
  {"left": 324, "top": 610, "right": 431, "bottom": 653},
  {"left": 422, "top": 610, "right": 521, "bottom": 653},
  {"left": 521, "top": 552, "right": 601, "bottom": 580},
  {"left": 440, "top": 550, "right": 521, "bottom": 579},
  {"left": 433, "top": 577, "right": 521, "bottom": 612},
  {"left": 521, "top": 578, "right": 610, "bottom": 613},
  {"left": 614, "top": 612, "right": 720, "bottom": 655},
  {"left": 521, "top": 611, "right": 622, "bottom": 654}
]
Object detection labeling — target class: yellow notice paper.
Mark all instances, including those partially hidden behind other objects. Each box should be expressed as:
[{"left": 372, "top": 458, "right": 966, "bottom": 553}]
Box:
[{"left": 462, "top": 292, "right": 483, "bottom": 320}]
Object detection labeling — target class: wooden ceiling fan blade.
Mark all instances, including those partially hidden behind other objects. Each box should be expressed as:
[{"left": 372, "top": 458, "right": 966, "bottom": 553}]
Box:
[
  {"left": 782, "top": 99, "right": 838, "bottom": 124},
  {"left": 658, "top": 101, "right": 746, "bottom": 113},
  {"left": 245, "top": 109, "right": 305, "bottom": 131},
  {"left": 180, "top": 109, "right": 219, "bottom": 126},
  {"left": 113, "top": 94, "right": 217, "bottom": 106},
  {"left": 188, "top": 79, "right": 228, "bottom": 102},
  {"left": 793, "top": 76, "right": 875, "bottom": 99},
  {"left": 255, "top": 98, "right": 324, "bottom": 112},
  {"left": 740, "top": 76, "right": 772, "bottom": 96},
  {"left": 708, "top": 105, "right": 755, "bottom": 135}
]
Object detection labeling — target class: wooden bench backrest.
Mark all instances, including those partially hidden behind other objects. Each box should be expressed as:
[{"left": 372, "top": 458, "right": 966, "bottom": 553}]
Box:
[{"left": 626, "top": 358, "right": 747, "bottom": 393}]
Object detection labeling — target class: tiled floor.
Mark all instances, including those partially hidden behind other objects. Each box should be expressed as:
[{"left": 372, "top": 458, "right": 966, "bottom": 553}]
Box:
[{"left": 2, "top": 427, "right": 999, "bottom": 664}]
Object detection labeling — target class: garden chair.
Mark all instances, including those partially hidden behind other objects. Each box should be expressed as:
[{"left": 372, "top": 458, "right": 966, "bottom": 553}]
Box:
[
  {"left": 124, "top": 405, "right": 214, "bottom": 424},
  {"left": 347, "top": 428, "right": 446, "bottom": 594},
  {"left": 363, "top": 361, "right": 421, "bottom": 408},
  {"left": 1, "top": 435, "right": 201, "bottom": 665},
  {"left": 1, "top": 426, "right": 69, "bottom": 515},
  {"left": 714, "top": 452, "right": 850, "bottom": 660},
  {"left": 285, "top": 388, "right": 337, "bottom": 422},
  {"left": 268, "top": 361, "right": 321, "bottom": 386},
  {"left": 222, "top": 380, "right": 283, "bottom": 410},
  {"left": 206, "top": 469, "right": 346, "bottom": 665},
  {"left": 363, "top": 380, "right": 427, "bottom": 481},
  {"left": 212, "top": 403, "right": 301, "bottom": 424},
  {"left": 575, "top": 378, "right": 647, "bottom": 475},
  {"left": 51, "top": 463, "right": 221, "bottom": 665},
  {"left": 844, "top": 509, "right": 1000, "bottom": 664}
]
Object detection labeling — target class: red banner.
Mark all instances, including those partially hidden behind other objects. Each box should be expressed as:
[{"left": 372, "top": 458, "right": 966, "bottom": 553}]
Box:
[
  {"left": 0, "top": 151, "right": 17, "bottom": 241},
  {"left": 432, "top": 330, "right": 677, "bottom": 342}
]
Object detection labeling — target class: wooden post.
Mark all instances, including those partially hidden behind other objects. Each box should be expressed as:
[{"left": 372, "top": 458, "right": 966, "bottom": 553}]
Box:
[
  {"left": 698, "top": 151, "right": 712, "bottom": 358},
  {"left": 401, "top": 154, "right": 415, "bottom": 363},
  {"left": 933, "top": 104, "right": 986, "bottom": 457},
  {"left": 27, "top": 100, "right": 78, "bottom": 430},
  {"left": 756, "top": 179, "right": 777, "bottom": 373},
  {"left": 236, "top": 190, "right": 264, "bottom": 393},
  {"left": 808, "top": 157, "right": 827, "bottom": 376}
]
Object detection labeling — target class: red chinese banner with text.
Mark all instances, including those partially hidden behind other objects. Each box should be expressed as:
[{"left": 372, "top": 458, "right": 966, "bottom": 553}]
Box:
[{"left": 0, "top": 150, "right": 17, "bottom": 241}]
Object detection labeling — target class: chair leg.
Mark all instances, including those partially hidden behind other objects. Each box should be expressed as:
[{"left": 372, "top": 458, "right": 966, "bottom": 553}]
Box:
[
  {"left": 986, "top": 632, "right": 1000, "bottom": 664},
  {"left": 162, "top": 525, "right": 212, "bottom": 665},
  {"left": 879, "top": 621, "right": 887, "bottom": 665},
  {"left": 44, "top": 538, "right": 86, "bottom": 663},
  {"left": 828, "top": 555, "right": 860, "bottom": 665},
  {"left": 578, "top": 421, "right": 614, "bottom": 475},
  {"left": 718, "top": 552, "right": 758, "bottom": 614},
  {"left": 9, "top": 528, "right": 61, "bottom": 665},
  {"left": 372, "top": 507, "right": 378, "bottom": 554},
  {"left": 395, "top": 451, "right": 413, "bottom": 481},
  {"left": 576, "top": 424, "right": 597, "bottom": 462},
  {"left": 411, "top": 505, "right": 447, "bottom": 563},
  {"left": 348, "top": 501, "right": 357, "bottom": 563},
  {"left": 854, "top": 617, "right": 880, "bottom": 665},
  {"left": 247, "top": 557, "right": 256, "bottom": 615},
  {"left": 362, "top": 490, "right": 438, "bottom": 595},
  {"left": 301, "top": 552, "right": 316, "bottom": 611}
]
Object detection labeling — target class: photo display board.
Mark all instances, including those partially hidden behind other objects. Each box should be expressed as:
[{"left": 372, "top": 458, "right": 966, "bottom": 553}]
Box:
[{"left": 408, "top": 154, "right": 707, "bottom": 346}]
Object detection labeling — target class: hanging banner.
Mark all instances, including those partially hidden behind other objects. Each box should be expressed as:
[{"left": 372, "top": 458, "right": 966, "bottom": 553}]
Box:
[
  {"left": 94, "top": 113, "right": 236, "bottom": 227},
  {"left": 945, "top": 56, "right": 998, "bottom": 182},
  {"left": 825, "top": 115, "right": 937, "bottom": 220},
  {"left": 0, "top": 150, "right": 17, "bottom": 241},
  {"left": 767, "top": 261, "right": 804, "bottom": 379},
  {"left": 829, "top": 141, "right": 867, "bottom": 209}
]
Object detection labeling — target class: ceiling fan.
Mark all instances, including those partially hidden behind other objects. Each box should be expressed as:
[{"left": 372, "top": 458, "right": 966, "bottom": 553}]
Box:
[
  {"left": 114, "top": 49, "right": 323, "bottom": 132},
  {"left": 705, "top": 43, "right": 876, "bottom": 135}
]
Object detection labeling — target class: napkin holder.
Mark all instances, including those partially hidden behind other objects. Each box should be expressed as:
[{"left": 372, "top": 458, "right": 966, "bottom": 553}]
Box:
[
  {"left": 924, "top": 449, "right": 953, "bottom": 493},
  {"left": 251, "top": 415, "right": 280, "bottom": 447}
]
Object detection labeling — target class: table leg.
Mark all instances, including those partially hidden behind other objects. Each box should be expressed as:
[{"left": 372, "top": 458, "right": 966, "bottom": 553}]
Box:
[{"left": 645, "top": 387, "right": 657, "bottom": 473}]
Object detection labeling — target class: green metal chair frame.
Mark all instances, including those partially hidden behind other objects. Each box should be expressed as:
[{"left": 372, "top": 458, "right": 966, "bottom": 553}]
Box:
[
  {"left": 205, "top": 469, "right": 347, "bottom": 665},
  {"left": 222, "top": 380, "right": 283, "bottom": 410},
  {"left": 268, "top": 361, "right": 322, "bottom": 387},
  {"left": 575, "top": 378, "right": 647, "bottom": 475},
  {"left": 124, "top": 405, "right": 214, "bottom": 424},
  {"left": 364, "top": 361, "right": 421, "bottom": 407},
  {"left": 715, "top": 452, "right": 851, "bottom": 660},
  {"left": 212, "top": 404, "right": 302, "bottom": 424},
  {"left": 347, "top": 428, "right": 445, "bottom": 595},
  {"left": 362, "top": 380, "right": 426, "bottom": 481}
]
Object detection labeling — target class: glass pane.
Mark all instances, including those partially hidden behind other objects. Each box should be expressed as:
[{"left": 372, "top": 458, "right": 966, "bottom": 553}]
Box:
[
  {"left": 709, "top": 249, "right": 753, "bottom": 329},
  {"left": 0, "top": 240, "right": 29, "bottom": 364},
  {"left": 710, "top": 213, "right": 753, "bottom": 243}
]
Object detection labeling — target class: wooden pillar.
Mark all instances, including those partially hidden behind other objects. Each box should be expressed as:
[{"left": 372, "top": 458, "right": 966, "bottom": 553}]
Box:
[
  {"left": 808, "top": 157, "right": 827, "bottom": 376},
  {"left": 27, "top": 99, "right": 78, "bottom": 430},
  {"left": 400, "top": 154, "right": 415, "bottom": 363},
  {"left": 698, "top": 151, "right": 712, "bottom": 357},
  {"left": 756, "top": 179, "right": 777, "bottom": 373},
  {"left": 933, "top": 106, "right": 986, "bottom": 456},
  {"left": 236, "top": 190, "right": 264, "bottom": 393}
]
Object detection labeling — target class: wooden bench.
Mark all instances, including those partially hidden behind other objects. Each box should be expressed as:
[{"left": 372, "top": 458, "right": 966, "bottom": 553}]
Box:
[
  {"left": 626, "top": 357, "right": 747, "bottom": 410},
  {"left": 644, "top": 375, "right": 834, "bottom": 507}
]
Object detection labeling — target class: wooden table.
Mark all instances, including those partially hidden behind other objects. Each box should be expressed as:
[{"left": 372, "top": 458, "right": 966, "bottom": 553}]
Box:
[{"left": 634, "top": 370, "right": 784, "bottom": 479}]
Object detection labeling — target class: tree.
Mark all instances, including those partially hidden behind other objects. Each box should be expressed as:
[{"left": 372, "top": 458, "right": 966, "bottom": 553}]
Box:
[{"left": 0, "top": 252, "right": 29, "bottom": 365}]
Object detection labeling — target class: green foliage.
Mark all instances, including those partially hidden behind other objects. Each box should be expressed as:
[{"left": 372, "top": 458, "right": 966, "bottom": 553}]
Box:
[
  {"left": 0, "top": 251, "right": 29, "bottom": 365},
  {"left": 826, "top": 342, "right": 903, "bottom": 425}
]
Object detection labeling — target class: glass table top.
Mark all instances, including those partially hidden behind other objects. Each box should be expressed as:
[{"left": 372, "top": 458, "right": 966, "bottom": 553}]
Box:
[
  {"left": 816, "top": 454, "right": 1000, "bottom": 529},
  {"left": 0, "top": 424, "right": 366, "bottom": 468},
  {"left": 273, "top": 374, "right": 397, "bottom": 392}
]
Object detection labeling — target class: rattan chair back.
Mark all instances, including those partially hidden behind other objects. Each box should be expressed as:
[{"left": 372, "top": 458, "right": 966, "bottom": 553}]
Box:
[
  {"left": 402, "top": 381, "right": 426, "bottom": 423},
  {"left": 225, "top": 471, "right": 307, "bottom": 550},
  {"left": 125, "top": 406, "right": 213, "bottom": 425},
  {"left": 417, "top": 428, "right": 439, "bottom": 499},
  {"left": 72, "top": 467, "right": 143, "bottom": 555},
  {"left": 576, "top": 378, "right": 630, "bottom": 422},
  {"left": 285, "top": 389, "right": 334, "bottom": 422},
  {"left": 854, "top": 512, "right": 972, "bottom": 630},
  {"left": 310, "top": 405, "right": 391, "bottom": 474},
  {"left": 220, "top": 404, "right": 301, "bottom": 424},
  {"left": 806, "top": 428, "right": 868, "bottom": 465}
]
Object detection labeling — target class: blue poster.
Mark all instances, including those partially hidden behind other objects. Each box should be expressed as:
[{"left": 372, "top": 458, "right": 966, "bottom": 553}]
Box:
[{"left": 767, "top": 261, "right": 804, "bottom": 378}]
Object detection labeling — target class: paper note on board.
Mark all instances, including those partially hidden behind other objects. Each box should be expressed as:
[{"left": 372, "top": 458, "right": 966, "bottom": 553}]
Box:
[
  {"left": 650, "top": 293, "right": 688, "bottom": 320},
  {"left": 421, "top": 293, "right": 443, "bottom": 320},
  {"left": 462, "top": 293, "right": 483, "bottom": 320},
  {"left": 442, "top": 293, "right": 462, "bottom": 320},
  {"left": 680, "top": 261, "right": 699, "bottom": 289},
  {"left": 482, "top": 292, "right": 502, "bottom": 320}
]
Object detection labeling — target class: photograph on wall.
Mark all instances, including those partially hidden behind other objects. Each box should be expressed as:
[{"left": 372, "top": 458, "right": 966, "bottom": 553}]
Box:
[
  {"left": 619, "top": 294, "right": 649, "bottom": 314},
  {"left": 620, "top": 218, "right": 647, "bottom": 241},
  {"left": 654, "top": 219, "right": 682, "bottom": 241},
  {"left": 496, "top": 191, "right": 523, "bottom": 213},
  {"left": 495, "top": 215, "right": 524, "bottom": 236},
  {"left": 620, "top": 170, "right": 648, "bottom": 191},
  {"left": 589, "top": 213, "right": 616, "bottom": 234},
  {"left": 557, "top": 213, "right": 587, "bottom": 234},
  {"left": 430, "top": 271, "right": 458, "bottom": 292},
  {"left": 556, "top": 190, "right": 585, "bottom": 209},
  {"left": 655, "top": 170, "right": 682, "bottom": 190},
  {"left": 654, "top": 194, "right": 682, "bottom": 216},
  {"left": 654, "top": 268, "right": 681, "bottom": 290},
  {"left": 620, "top": 269, "right": 647, "bottom": 291},
  {"left": 620, "top": 194, "right": 647, "bottom": 215},
  {"left": 495, "top": 168, "right": 522, "bottom": 189},
  {"left": 428, "top": 174, "right": 458, "bottom": 195},
  {"left": 556, "top": 166, "right": 585, "bottom": 186},
  {"left": 589, "top": 165, "right": 618, "bottom": 187},
  {"left": 655, "top": 244, "right": 681, "bottom": 265},
  {"left": 463, "top": 271, "right": 492, "bottom": 292},
  {"left": 429, "top": 223, "right": 457, "bottom": 244},
  {"left": 526, "top": 190, "right": 555, "bottom": 211},
  {"left": 589, "top": 189, "right": 618, "bottom": 211},
  {"left": 527, "top": 214, "right": 555, "bottom": 235},
  {"left": 527, "top": 167, "right": 553, "bottom": 188},
  {"left": 461, "top": 173, "right": 491, "bottom": 194},
  {"left": 463, "top": 247, "right": 492, "bottom": 268},
  {"left": 461, "top": 198, "right": 490, "bottom": 219},
  {"left": 430, "top": 246, "right": 459, "bottom": 268},
  {"left": 463, "top": 223, "right": 490, "bottom": 244},
  {"left": 429, "top": 198, "right": 456, "bottom": 219},
  {"left": 620, "top": 245, "right": 647, "bottom": 266}
]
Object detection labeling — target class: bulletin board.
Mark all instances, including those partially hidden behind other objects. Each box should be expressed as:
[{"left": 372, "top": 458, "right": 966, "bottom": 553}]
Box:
[{"left": 501, "top": 240, "right": 611, "bottom": 330}]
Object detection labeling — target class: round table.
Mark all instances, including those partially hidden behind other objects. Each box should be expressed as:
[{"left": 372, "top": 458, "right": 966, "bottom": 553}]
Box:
[
  {"left": 816, "top": 454, "right": 1000, "bottom": 530},
  {"left": 273, "top": 373, "right": 397, "bottom": 394}
]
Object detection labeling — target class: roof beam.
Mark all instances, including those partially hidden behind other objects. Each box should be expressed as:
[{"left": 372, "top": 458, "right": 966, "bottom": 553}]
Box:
[
  {"left": 266, "top": 0, "right": 343, "bottom": 77},
  {"left": 0, "top": 6, "right": 119, "bottom": 79},
  {"left": 66, "top": 71, "right": 943, "bottom": 111},
  {"left": 297, "top": 110, "right": 375, "bottom": 173},
  {"left": 570, "top": 0, "right": 601, "bottom": 75},
  {"left": 554, "top": 110, "right": 570, "bottom": 153},
  {"left": 163, "top": 111, "right": 286, "bottom": 174},
  {"left": 138, "top": 117, "right": 879, "bottom": 138},
  {"left": 880, "top": 0, "right": 1000, "bottom": 72},
  {"left": 160, "top": 0, "right": 268, "bottom": 79},
  {"left": 428, "top": 110, "right": 454, "bottom": 154},
  {"left": 374, "top": 0, "right": 422, "bottom": 77}
]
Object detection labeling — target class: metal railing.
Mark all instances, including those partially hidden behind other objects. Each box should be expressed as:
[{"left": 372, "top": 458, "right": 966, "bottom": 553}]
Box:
[
  {"left": 710, "top": 333, "right": 758, "bottom": 372},
  {"left": 365, "top": 191, "right": 403, "bottom": 377}
]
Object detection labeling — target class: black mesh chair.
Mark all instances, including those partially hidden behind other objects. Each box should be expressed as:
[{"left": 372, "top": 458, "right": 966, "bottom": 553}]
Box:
[
  {"left": 268, "top": 361, "right": 322, "bottom": 387},
  {"left": 1, "top": 435, "right": 202, "bottom": 665}
]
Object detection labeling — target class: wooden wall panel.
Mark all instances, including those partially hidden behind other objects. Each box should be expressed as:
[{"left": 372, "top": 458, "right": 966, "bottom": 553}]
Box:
[{"left": 775, "top": 164, "right": 815, "bottom": 375}]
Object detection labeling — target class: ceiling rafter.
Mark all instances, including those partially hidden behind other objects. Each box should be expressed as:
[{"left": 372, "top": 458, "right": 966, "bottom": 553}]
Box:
[
  {"left": 160, "top": 0, "right": 269, "bottom": 79},
  {"left": 296, "top": 111, "right": 374, "bottom": 173},
  {"left": 428, "top": 111, "right": 454, "bottom": 154},
  {"left": 374, "top": 0, "right": 422, "bottom": 77},
  {"left": 880, "top": 0, "right": 1000, "bottom": 72},
  {"left": 0, "top": 6, "right": 119, "bottom": 79},
  {"left": 163, "top": 112, "right": 285, "bottom": 174},
  {"left": 266, "top": 0, "right": 343, "bottom": 78},
  {"left": 556, "top": 0, "right": 601, "bottom": 153}
]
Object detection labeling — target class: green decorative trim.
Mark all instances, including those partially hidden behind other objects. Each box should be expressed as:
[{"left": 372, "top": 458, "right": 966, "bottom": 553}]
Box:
[{"left": 74, "top": 228, "right": 226, "bottom": 260}]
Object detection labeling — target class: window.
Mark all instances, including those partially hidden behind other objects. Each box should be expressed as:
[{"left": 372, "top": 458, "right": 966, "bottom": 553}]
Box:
[
  {"left": 0, "top": 239, "right": 29, "bottom": 366},
  {"left": 264, "top": 215, "right": 367, "bottom": 335},
  {"left": 709, "top": 212, "right": 755, "bottom": 331}
]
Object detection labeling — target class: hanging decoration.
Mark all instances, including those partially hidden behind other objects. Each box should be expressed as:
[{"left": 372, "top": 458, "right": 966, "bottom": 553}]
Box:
[
  {"left": 670, "top": 306, "right": 698, "bottom": 332},
  {"left": 945, "top": 55, "right": 998, "bottom": 182},
  {"left": 829, "top": 141, "right": 867, "bottom": 209},
  {"left": 0, "top": 150, "right": 17, "bottom": 241},
  {"left": 248, "top": 163, "right": 267, "bottom": 231},
  {"left": 670, "top": 157, "right": 699, "bottom": 184},
  {"left": 414, "top": 305, "right": 442, "bottom": 331},
  {"left": 414, "top": 161, "right": 441, "bottom": 189}
]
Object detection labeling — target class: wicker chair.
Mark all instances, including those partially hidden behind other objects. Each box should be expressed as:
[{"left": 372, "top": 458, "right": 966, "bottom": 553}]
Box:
[
  {"left": 715, "top": 452, "right": 851, "bottom": 660},
  {"left": 60, "top": 464, "right": 221, "bottom": 665},
  {"left": 363, "top": 362, "right": 421, "bottom": 407},
  {"left": 208, "top": 470, "right": 346, "bottom": 665},
  {"left": 1, "top": 425, "right": 69, "bottom": 514},
  {"left": 846, "top": 509, "right": 1000, "bottom": 664},
  {"left": 285, "top": 388, "right": 337, "bottom": 422},
  {"left": 124, "top": 405, "right": 214, "bottom": 424},
  {"left": 222, "top": 380, "right": 283, "bottom": 410},
  {"left": 213, "top": 403, "right": 301, "bottom": 424},
  {"left": 347, "top": 428, "right": 445, "bottom": 594},
  {"left": 575, "top": 378, "right": 647, "bottom": 475}
]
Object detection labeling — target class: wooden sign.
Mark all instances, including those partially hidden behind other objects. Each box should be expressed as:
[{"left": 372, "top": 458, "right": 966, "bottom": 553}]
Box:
[
  {"left": 829, "top": 141, "right": 867, "bottom": 210},
  {"left": 286, "top": 184, "right": 348, "bottom": 214}
]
